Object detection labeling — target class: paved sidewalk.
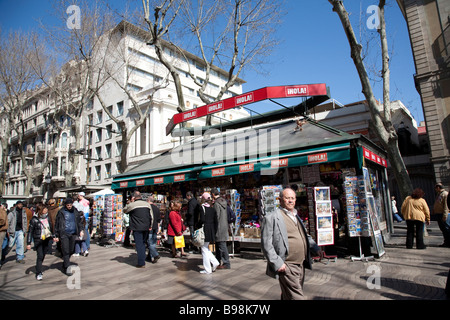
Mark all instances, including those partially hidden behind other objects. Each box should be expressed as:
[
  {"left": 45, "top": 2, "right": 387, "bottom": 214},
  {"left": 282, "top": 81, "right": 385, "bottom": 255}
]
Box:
[{"left": 0, "top": 222, "right": 448, "bottom": 301}]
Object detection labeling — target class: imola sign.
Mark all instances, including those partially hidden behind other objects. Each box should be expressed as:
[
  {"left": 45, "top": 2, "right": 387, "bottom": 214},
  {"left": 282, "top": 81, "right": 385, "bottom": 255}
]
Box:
[{"left": 166, "top": 84, "right": 328, "bottom": 135}]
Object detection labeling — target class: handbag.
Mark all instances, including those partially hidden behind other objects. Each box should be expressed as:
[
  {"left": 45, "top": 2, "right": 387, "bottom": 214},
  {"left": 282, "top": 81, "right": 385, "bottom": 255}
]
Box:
[
  {"left": 191, "top": 227, "right": 205, "bottom": 247},
  {"left": 174, "top": 235, "right": 185, "bottom": 249}
]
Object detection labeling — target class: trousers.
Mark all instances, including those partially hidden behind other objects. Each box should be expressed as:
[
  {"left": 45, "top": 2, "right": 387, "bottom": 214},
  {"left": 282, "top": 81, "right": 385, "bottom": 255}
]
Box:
[{"left": 279, "top": 262, "right": 306, "bottom": 300}]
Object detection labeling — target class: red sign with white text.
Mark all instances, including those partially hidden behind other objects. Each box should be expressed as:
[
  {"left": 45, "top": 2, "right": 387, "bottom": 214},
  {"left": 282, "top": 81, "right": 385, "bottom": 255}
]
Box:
[
  {"left": 363, "top": 147, "right": 387, "bottom": 168},
  {"left": 166, "top": 84, "right": 328, "bottom": 135}
]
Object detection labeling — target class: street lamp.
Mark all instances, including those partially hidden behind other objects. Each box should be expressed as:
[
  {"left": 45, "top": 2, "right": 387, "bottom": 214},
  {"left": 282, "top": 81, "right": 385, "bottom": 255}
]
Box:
[{"left": 45, "top": 173, "right": 52, "bottom": 200}]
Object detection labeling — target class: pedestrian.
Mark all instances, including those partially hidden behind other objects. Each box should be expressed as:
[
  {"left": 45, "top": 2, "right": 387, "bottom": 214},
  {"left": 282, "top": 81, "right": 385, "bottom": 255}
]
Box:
[
  {"left": 432, "top": 183, "right": 450, "bottom": 247},
  {"left": 46, "top": 198, "right": 60, "bottom": 255},
  {"left": 198, "top": 192, "right": 220, "bottom": 274},
  {"left": 6, "top": 201, "right": 28, "bottom": 264},
  {"left": 0, "top": 202, "right": 8, "bottom": 270},
  {"left": 261, "top": 188, "right": 312, "bottom": 300},
  {"left": 54, "top": 198, "right": 84, "bottom": 275},
  {"left": 391, "top": 196, "right": 403, "bottom": 222},
  {"left": 74, "top": 192, "right": 91, "bottom": 255},
  {"left": 123, "top": 191, "right": 153, "bottom": 268},
  {"left": 400, "top": 188, "right": 430, "bottom": 249},
  {"left": 146, "top": 194, "right": 161, "bottom": 263},
  {"left": 26, "top": 203, "right": 53, "bottom": 280},
  {"left": 211, "top": 188, "right": 231, "bottom": 270},
  {"left": 186, "top": 191, "right": 200, "bottom": 253},
  {"left": 167, "top": 199, "right": 186, "bottom": 258},
  {"left": 73, "top": 212, "right": 88, "bottom": 257}
]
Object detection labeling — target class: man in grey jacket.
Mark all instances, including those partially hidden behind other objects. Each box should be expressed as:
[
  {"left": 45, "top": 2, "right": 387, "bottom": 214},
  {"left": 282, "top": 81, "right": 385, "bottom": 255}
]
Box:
[
  {"left": 212, "top": 188, "right": 230, "bottom": 269},
  {"left": 261, "top": 188, "right": 312, "bottom": 300},
  {"left": 6, "top": 201, "right": 28, "bottom": 263}
]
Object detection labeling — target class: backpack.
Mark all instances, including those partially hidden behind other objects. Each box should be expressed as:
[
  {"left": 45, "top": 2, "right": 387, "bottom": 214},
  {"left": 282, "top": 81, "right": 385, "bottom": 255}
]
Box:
[{"left": 227, "top": 205, "right": 236, "bottom": 224}]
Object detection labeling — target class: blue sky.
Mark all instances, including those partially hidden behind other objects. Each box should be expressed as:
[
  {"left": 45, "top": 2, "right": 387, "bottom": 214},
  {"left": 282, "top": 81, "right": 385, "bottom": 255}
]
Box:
[{"left": 0, "top": 0, "right": 424, "bottom": 124}]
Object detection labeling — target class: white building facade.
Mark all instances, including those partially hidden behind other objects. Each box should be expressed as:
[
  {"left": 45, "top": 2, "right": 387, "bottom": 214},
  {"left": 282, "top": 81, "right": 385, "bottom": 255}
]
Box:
[{"left": 1, "top": 21, "right": 249, "bottom": 204}]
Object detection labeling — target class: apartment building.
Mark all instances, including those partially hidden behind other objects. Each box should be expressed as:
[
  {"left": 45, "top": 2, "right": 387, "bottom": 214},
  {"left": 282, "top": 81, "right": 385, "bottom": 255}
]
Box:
[
  {"left": 397, "top": 0, "right": 450, "bottom": 186},
  {"left": 1, "top": 21, "right": 249, "bottom": 204}
]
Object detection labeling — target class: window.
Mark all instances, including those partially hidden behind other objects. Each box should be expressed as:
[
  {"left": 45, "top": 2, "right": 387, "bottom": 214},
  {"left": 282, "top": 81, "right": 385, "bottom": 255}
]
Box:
[
  {"left": 94, "top": 166, "right": 101, "bottom": 181},
  {"left": 105, "top": 163, "right": 112, "bottom": 179},
  {"left": 61, "top": 132, "right": 68, "bottom": 148},
  {"left": 106, "top": 106, "right": 112, "bottom": 121},
  {"left": 117, "top": 101, "right": 124, "bottom": 116},
  {"left": 60, "top": 157, "right": 66, "bottom": 176},
  {"left": 95, "top": 146, "right": 102, "bottom": 160},
  {"left": 106, "top": 124, "right": 113, "bottom": 139},
  {"left": 105, "top": 144, "right": 112, "bottom": 158},
  {"left": 96, "top": 111, "right": 102, "bottom": 124},
  {"left": 96, "top": 129, "right": 102, "bottom": 143},
  {"left": 116, "top": 141, "right": 122, "bottom": 156}
]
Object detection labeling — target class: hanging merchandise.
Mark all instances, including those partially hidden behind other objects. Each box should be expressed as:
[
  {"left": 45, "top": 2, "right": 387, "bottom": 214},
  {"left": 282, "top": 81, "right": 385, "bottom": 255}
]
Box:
[
  {"left": 93, "top": 194, "right": 123, "bottom": 244},
  {"left": 344, "top": 175, "right": 362, "bottom": 237},
  {"left": 313, "top": 187, "right": 334, "bottom": 246},
  {"left": 227, "top": 189, "right": 241, "bottom": 237},
  {"left": 259, "top": 185, "right": 282, "bottom": 216}
]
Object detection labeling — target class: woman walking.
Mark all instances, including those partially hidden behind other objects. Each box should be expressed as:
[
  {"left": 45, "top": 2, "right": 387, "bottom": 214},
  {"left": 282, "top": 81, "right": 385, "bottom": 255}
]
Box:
[
  {"left": 26, "top": 203, "right": 53, "bottom": 280},
  {"left": 197, "top": 192, "right": 219, "bottom": 274},
  {"left": 401, "top": 188, "right": 431, "bottom": 249}
]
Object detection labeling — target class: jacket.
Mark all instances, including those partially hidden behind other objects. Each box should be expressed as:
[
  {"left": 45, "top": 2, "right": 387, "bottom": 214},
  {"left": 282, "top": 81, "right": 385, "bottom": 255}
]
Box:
[
  {"left": 27, "top": 215, "right": 54, "bottom": 245},
  {"left": 7, "top": 207, "right": 28, "bottom": 234},
  {"left": 214, "top": 197, "right": 229, "bottom": 242},
  {"left": 168, "top": 210, "right": 183, "bottom": 237},
  {"left": 401, "top": 196, "right": 430, "bottom": 223},
  {"left": 261, "top": 208, "right": 312, "bottom": 279},
  {"left": 198, "top": 205, "right": 218, "bottom": 243},
  {"left": 0, "top": 207, "right": 8, "bottom": 232},
  {"left": 433, "top": 190, "right": 449, "bottom": 220},
  {"left": 47, "top": 205, "right": 60, "bottom": 230},
  {"left": 123, "top": 199, "right": 153, "bottom": 232},
  {"left": 186, "top": 197, "right": 199, "bottom": 227},
  {"left": 54, "top": 206, "right": 84, "bottom": 238}
]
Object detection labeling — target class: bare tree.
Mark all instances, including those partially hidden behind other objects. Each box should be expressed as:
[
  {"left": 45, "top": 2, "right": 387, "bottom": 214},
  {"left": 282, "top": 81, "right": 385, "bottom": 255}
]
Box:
[
  {"left": 38, "top": 0, "right": 119, "bottom": 186},
  {"left": 0, "top": 30, "right": 59, "bottom": 197},
  {"left": 328, "top": 0, "right": 412, "bottom": 200},
  {"left": 93, "top": 21, "right": 170, "bottom": 173},
  {"left": 141, "top": 0, "right": 284, "bottom": 126}
]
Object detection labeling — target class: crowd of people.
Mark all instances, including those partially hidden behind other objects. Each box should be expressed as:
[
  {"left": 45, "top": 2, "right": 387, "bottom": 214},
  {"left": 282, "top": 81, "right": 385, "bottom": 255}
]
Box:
[
  {"left": 0, "top": 192, "right": 92, "bottom": 280},
  {"left": 0, "top": 183, "right": 448, "bottom": 299},
  {"left": 123, "top": 189, "right": 232, "bottom": 274}
]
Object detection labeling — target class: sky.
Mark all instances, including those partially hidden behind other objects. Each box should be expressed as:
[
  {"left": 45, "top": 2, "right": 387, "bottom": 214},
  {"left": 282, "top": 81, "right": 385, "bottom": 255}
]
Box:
[{"left": 0, "top": 0, "right": 424, "bottom": 124}]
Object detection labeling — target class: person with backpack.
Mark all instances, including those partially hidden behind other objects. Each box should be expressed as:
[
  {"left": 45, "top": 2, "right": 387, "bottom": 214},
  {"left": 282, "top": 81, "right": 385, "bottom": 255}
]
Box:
[{"left": 212, "top": 188, "right": 231, "bottom": 270}]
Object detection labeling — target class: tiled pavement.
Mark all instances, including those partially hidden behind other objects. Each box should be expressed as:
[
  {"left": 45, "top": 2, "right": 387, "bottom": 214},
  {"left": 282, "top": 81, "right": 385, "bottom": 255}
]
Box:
[{"left": 0, "top": 222, "right": 448, "bottom": 301}]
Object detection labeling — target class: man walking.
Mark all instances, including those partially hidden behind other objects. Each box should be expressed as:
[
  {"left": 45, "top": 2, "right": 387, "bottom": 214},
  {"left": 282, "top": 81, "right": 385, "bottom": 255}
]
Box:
[
  {"left": 123, "top": 191, "right": 153, "bottom": 268},
  {"left": 6, "top": 201, "right": 28, "bottom": 264},
  {"left": 185, "top": 191, "right": 199, "bottom": 253},
  {"left": 146, "top": 194, "right": 161, "bottom": 263},
  {"left": 432, "top": 183, "right": 450, "bottom": 248},
  {"left": 212, "top": 188, "right": 231, "bottom": 269},
  {"left": 54, "top": 198, "right": 84, "bottom": 275},
  {"left": 261, "top": 188, "right": 312, "bottom": 300}
]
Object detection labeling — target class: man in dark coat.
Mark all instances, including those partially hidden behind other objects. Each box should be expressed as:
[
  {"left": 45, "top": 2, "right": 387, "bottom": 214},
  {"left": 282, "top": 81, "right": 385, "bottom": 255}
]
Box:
[
  {"left": 123, "top": 191, "right": 153, "bottom": 268},
  {"left": 186, "top": 191, "right": 199, "bottom": 252},
  {"left": 212, "top": 188, "right": 231, "bottom": 269},
  {"left": 54, "top": 198, "right": 84, "bottom": 275}
]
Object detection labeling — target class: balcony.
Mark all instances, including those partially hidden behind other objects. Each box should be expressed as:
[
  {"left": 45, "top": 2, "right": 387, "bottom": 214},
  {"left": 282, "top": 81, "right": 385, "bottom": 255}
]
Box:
[{"left": 433, "top": 23, "right": 450, "bottom": 68}]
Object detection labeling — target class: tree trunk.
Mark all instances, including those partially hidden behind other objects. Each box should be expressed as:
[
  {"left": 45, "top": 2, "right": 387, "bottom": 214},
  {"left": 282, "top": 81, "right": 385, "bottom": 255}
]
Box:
[{"left": 329, "top": 0, "right": 413, "bottom": 201}]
